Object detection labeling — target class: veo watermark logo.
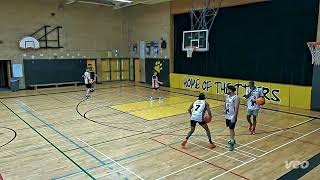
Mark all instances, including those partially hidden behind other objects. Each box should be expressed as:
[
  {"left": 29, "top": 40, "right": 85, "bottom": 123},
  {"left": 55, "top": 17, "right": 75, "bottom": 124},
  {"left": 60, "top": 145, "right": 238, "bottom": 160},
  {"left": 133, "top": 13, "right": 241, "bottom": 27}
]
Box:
[{"left": 285, "top": 160, "right": 309, "bottom": 169}]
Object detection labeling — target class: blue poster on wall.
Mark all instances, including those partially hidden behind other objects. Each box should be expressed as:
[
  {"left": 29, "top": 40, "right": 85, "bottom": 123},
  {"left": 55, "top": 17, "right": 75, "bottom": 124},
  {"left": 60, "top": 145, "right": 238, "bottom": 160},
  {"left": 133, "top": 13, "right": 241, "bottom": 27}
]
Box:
[
  {"left": 146, "top": 41, "right": 151, "bottom": 57},
  {"left": 153, "top": 41, "right": 159, "bottom": 58},
  {"left": 140, "top": 41, "right": 145, "bottom": 59},
  {"left": 12, "top": 64, "right": 23, "bottom": 77}
]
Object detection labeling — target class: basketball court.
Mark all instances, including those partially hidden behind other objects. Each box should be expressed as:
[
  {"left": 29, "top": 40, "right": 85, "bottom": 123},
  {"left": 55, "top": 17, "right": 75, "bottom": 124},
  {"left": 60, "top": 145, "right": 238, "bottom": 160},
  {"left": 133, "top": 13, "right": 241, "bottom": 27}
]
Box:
[
  {"left": 0, "top": 82, "right": 319, "bottom": 179},
  {"left": 0, "top": 0, "right": 320, "bottom": 179}
]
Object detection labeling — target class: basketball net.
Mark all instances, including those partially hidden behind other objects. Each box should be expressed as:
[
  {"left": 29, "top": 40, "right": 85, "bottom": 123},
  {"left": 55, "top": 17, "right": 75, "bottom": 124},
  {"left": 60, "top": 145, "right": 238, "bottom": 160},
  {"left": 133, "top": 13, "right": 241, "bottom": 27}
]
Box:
[
  {"left": 307, "top": 42, "right": 320, "bottom": 66},
  {"left": 187, "top": 47, "right": 196, "bottom": 58}
]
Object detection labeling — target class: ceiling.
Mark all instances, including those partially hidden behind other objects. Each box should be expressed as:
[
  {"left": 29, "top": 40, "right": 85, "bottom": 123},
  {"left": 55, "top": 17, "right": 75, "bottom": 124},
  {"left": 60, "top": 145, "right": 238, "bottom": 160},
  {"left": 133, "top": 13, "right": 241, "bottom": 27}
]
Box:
[
  {"left": 63, "top": 0, "right": 269, "bottom": 10},
  {"left": 64, "top": 0, "right": 171, "bottom": 9}
]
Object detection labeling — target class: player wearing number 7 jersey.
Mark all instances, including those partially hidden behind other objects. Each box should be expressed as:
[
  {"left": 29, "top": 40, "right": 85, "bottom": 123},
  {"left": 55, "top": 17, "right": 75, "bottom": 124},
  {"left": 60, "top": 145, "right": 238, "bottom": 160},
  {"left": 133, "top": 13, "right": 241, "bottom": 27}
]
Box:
[{"left": 182, "top": 93, "right": 216, "bottom": 149}]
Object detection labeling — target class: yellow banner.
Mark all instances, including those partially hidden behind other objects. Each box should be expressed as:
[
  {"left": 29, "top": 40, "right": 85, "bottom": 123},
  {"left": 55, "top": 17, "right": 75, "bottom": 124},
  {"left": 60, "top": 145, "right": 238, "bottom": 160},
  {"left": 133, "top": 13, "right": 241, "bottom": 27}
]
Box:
[{"left": 170, "top": 73, "right": 311, "bottom": 109}]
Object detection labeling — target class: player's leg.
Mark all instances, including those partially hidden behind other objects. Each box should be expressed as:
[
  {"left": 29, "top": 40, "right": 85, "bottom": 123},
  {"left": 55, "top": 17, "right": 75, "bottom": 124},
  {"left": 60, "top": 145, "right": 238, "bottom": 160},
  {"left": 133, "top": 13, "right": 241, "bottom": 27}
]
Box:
[
  {"left": 247, "top": 110, "right": 253, "bottom": 132},
  {"left": 199, "top": 122, "right": 216, "bottom": 148},
  {"left": 227, "top": 119, "right": 237, "bottom": 151},
  {"left": 90, "top": 82, "right": 94, "bottom": 92},
  {"left": 91, "top": 81, "right": 95, "bottom": 92},
  {"left": 85, "top": 84, "right": 91, "bottom": 98},
  {"left": 150, "top": 89, "right": 156, "bottom": 100},
  {"left": 182, "top": 121, "right": 197, "bottom": 147},
  {"left": 157, "top": 88, "right": 163, "bottom": 101},
  {"left": 251, "top": 109, "right": 259, "bottom": 134}
]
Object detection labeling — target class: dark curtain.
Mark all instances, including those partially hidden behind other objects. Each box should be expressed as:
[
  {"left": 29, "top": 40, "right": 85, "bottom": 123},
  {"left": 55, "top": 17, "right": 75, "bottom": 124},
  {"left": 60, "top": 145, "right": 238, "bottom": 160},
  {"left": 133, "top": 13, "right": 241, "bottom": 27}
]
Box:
[{"left": 174, "top": 0, "right": 319, "bottom": 86}]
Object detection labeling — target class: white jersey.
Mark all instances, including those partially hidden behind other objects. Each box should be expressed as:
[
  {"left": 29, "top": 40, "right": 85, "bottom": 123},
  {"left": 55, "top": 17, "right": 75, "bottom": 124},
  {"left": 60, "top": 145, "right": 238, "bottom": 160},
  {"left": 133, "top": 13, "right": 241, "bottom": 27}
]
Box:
[
  {"left": 191, "top": 100, "right": 206, "bottom": 122},
  {"left": 152, "top": 75, "right": 159, "bottom": 88},
  {"left": 246, "top": 87, "right": 264, "bottom": 110},
  {"left": 225, "top": 95, "right": 237, "bottom": 120},
  {"left": 84, "top": 71, "right": 91, "bottom": 85}
]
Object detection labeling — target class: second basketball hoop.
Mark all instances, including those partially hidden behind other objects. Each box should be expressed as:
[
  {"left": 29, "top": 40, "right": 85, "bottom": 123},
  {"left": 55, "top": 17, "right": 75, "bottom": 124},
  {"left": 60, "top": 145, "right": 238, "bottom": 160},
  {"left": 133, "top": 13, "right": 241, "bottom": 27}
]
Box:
[{"left": 307, "top": 42, "right": 320, "bottom": 65}]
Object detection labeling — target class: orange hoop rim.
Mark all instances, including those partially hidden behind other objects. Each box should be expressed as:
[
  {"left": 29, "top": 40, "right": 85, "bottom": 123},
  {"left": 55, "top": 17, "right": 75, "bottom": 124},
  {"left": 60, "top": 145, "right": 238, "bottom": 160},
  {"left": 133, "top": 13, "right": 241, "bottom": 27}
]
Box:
[{"left": 307, "top": 42, "right": 320, "bottom": 46}]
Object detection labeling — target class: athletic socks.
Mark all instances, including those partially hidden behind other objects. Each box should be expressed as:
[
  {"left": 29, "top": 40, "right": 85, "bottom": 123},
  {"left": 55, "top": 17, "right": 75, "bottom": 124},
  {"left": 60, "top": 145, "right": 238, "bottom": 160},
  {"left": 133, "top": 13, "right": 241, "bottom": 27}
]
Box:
[{"left": 228, "top": 139, "right": 236, "bottom": 151}]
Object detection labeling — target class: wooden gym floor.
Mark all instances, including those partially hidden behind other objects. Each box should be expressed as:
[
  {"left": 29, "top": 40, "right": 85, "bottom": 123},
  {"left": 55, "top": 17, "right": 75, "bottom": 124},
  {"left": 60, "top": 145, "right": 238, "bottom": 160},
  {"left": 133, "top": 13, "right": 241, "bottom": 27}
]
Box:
[{"left": 0, "top": 82, "right": 319, "bottom": 180}]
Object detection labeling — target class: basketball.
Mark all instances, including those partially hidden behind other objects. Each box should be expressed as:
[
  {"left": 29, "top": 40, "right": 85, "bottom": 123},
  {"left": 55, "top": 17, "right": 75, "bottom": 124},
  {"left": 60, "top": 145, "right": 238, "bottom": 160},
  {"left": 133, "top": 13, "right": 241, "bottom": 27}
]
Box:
[
  {"left": 256, "top": 97, "right": 266, "bottom": 106},
  {"left": 204, "top": 116, "right": 212, "bottom": 123}
]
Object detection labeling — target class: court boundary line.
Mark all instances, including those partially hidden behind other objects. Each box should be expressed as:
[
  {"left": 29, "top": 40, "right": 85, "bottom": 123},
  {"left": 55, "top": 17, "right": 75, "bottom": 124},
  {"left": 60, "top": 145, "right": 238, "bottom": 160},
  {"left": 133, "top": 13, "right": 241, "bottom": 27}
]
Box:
[
  {"left": 0, "top": 100, "right": 96, "bottom": 180},
  {"left": 77, "top": 137, "right": 144, "bottom": 180},
  {"left": 151, "top": 138, "right": 252, "bottom": 180},
  {"left": 77, "top": 97, "right": 316, "bottom": 137},
  {"left": 20, "top": 103, "right": 130, "bottom": 180},
  {"left": 155, "top": 118, "right": 319, "bottom": 179},
  {"left": 20, "top": 103, "right": 108, "bottom": 166},
  {"left": 278, "top": 152, "right": 320, "bottom": 180},
  {"left": 197, "top": 136, "right": 261, "bottom": 158},
  {"left": 209, "top": 128, "right": 320, "bottom": 179},
  {"left": 176, "top": 137, "right": 246, "bottom": 163},
  {"left": 257, "top": 128, "right": 320, "bottom": 157},
  {"left": 84, "top": 89, "right": 309, "bottom": 138},
  {"left": 58, "top": 84, "right": 320, "bottom": 179},
  {"left": 0, "top": 84, "right": 133, "bottom": 99},
  {"left": 95, "top": 169, "right": 126, "bottom": 179},
  {"left": 2, "top": 83, "right": 319, "bottom": 120},
  {"left": 234, "top": 118, "right": 314, "bottom": 148},
  {"left": 55, "top": 117, "right": 195, "bottom": 179},
  {"left": 75, "top": 84, "right": 319, "bottom": 138},
  {"left": 3, "top": 83, "right": 318, "bottom": 179}
]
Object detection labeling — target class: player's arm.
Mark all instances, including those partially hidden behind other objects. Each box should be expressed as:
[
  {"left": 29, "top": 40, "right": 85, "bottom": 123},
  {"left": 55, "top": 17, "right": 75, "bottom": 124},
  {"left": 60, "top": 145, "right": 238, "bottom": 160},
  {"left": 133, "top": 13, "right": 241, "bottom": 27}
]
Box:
[
  {"left": 83, "top": 72, "right": 88, "bottom": 79},
  {"left": 259, "top": 88, "right": 264, "bottom": 98},
  {"left": 206, "top": 102, "right": 212, "bottom": 119},
  {"left": 232, "top": 96, "right": 240, "bottom": 123},
  {"left": 188, "top": 103, "right": 193, "bottom": 116},
  {"left": 157, "top": 78, "right": 163, "bottom": 85},
  {"left": 243, "top": 89, "right": 249, "bottom": 99}
]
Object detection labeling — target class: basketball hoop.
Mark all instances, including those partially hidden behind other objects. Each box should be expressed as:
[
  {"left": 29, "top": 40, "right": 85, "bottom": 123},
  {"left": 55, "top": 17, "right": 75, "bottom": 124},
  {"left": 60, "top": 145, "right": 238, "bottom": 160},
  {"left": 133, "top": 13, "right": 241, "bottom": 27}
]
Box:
[
  {"left": 190, "top": 0, "right": 222, "bottom": 31},
  {"left": 307, "top": 42, "right": 320, "bottom": 66},
  {"left": 186, "top": 46, "right": 196, "bottom": 58}
]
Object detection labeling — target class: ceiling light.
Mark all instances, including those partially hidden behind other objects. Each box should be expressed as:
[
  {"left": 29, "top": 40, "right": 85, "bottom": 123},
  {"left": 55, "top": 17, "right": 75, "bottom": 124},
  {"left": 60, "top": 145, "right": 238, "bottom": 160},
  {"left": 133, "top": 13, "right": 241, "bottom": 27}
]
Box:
[{"left": 114, "top": 0, "right": 133, "bottom": 3}]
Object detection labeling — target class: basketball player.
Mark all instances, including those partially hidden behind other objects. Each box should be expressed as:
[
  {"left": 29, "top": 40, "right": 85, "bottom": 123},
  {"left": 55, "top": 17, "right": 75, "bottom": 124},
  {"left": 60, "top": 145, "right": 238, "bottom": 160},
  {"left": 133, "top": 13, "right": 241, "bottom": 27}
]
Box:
[
  {"left": 89, "top": 67, "right": 96, "bottom": 92},
  {"left": 225, "top": 85, "right": 240, "bottom": 151},
  {"left": 244, "top": 81, "right": 264, "bottom": 135},
  {"left": 150, "top": 72, "right": 163, "bottom": 101},
  {"left": 182, "top": 93, "right": 216, "bottom": 149},
  {"left": 83, "top": 68, "right": 92, "bottom": 98}
]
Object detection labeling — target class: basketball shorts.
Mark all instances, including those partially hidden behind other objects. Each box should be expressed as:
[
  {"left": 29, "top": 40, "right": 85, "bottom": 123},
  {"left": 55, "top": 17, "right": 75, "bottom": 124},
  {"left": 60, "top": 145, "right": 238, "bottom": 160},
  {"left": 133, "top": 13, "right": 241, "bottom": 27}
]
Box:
[
  {"left": 226, "top": 119, "right": 237, "bottom": 130},
  {"left": 85, "top": 84, "right": 92, "bottom": 89},
  {"left": 247, "top": 109, "right": 260, "bottom": 116},
  {"left": 190, "top": 120, "right": 206, "bottom": 127}
]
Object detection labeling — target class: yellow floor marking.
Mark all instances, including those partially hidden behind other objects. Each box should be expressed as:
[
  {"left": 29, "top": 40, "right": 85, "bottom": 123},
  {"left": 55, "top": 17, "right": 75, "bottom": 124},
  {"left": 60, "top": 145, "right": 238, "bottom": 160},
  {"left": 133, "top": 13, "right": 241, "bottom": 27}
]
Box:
[{"left": 111, "top": 96, "right": 224, "bottom": 120}]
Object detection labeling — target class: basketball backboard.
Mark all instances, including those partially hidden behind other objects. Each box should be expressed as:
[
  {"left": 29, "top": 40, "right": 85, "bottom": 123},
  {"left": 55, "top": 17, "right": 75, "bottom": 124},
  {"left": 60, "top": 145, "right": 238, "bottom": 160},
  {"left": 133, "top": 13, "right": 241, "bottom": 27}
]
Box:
[{"left": 182, "top": 30, "right": 209, "bottom": 51}]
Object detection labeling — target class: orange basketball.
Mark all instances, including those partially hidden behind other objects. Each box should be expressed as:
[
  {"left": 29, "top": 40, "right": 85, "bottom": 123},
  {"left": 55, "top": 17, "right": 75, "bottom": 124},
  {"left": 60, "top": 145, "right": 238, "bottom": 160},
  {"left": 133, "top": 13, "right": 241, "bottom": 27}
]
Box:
[
  {"left": 256, "top": 97, "right": 265, "bottom": 106},
  {"left": 204, "top": 116, "right": 212, "bottom": 123}
]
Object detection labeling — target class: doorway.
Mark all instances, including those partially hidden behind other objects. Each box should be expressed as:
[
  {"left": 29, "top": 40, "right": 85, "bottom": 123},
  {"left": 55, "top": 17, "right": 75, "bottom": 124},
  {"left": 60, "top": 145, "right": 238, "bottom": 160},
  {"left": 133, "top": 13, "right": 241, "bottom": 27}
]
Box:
[
  {"left": 0, "top": 60, "right": 11, "bottom": 88},
  {"left": 134, "top": 59, "right": 140, "bottom": 82}
]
